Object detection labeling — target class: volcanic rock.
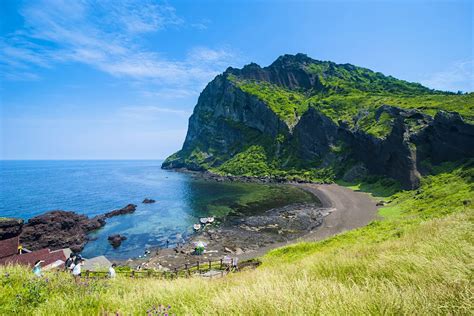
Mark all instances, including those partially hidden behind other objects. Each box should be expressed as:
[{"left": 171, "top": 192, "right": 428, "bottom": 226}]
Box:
[
  {"left": 108, "top": 234, "right": 127, "bottom": 248},
  {"left": 142, "top": 198, "right": 156, "bottom": 204},
  {"left": 0, "top": 218, "right": 24, "bottom": 240},
  {"left": 162, "top": 54, "right": 474, "bottom": 189},
  {"left": 19, "top": 204, "right": 137, "bottom": 253},
  {"left": 101, "top": 204, "right": 137, "bottom": 219},
  {"left": 20, "top": 211, "right": 105, "bottom": 252}
]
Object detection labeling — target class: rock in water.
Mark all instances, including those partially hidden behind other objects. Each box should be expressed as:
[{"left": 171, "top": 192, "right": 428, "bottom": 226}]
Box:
[
  {"left": 19, "top": 204, "right": 137, "bottom": 252},
  {"left": 100, "top": 204, "right": 137, "bottom": 219},
  {"left": 108, "top": 234, "right": 127, "bottom": 248},
  {"left": 20, "top": 211, "right": 106, "bottom": 252},
  {"left": 142, "top": 198, "right": 156, "bottom": 204}
]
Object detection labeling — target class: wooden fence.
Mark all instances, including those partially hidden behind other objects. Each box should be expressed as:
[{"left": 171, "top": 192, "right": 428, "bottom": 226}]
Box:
[{"left": 84, "top": 258, "right": 261, "bottom": 280}]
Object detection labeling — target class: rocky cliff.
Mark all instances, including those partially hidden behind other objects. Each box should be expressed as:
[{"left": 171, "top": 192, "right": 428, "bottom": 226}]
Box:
[{"left": 163, "top": 54, "right": 474, "bottom": 189}]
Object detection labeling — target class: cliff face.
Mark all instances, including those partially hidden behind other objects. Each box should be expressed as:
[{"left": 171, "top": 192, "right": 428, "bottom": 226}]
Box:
[{"left": 163, "top": 54, "right": 474, "bottom": 189}]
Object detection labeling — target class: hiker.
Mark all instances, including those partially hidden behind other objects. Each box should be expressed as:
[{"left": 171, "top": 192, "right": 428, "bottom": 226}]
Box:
[
  {"left": 17, "top": 244, "right": 23, "bottom": 255},
  {"left": 109, "top": 263, "right": 117, "bottom": 278},
  {"left": 32, "top": 260, "right": 44, "bottom": 277},
  {"left": 232, "top": 257, "right": 239, "bottom": 271},
  {"left": 64, "top": 253, "right": 75, "bottom": 271},
  {"left": 72, "top": 258, "right": 85, "bottom": 282},
  {"left": 223, "top": 256, "right": 232, "bottom": 272}
]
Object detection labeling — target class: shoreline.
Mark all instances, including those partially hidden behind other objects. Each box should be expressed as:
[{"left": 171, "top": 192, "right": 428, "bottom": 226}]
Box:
[{"left": 118, "top": 181, "right": 379, "bottom": 270}]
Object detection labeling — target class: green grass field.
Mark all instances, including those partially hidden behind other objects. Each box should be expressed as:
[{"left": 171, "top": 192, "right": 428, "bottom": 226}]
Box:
[{"left": 1, "top": 161, "right": 472, "bottom": 315}]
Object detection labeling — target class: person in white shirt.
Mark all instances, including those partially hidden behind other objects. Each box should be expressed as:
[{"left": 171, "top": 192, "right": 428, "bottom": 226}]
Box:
[
  {"left": 108, "top": 263, "right": 117, "bottom": 278},
  {"left": 72, "top": 259, "right": 84, "bottom": 282}
]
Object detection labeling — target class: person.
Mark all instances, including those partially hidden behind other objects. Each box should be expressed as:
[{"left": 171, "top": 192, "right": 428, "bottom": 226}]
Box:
[
  {"left": 32, "top": 260, "right": 44, "bottom": 277},
  {"left": 108, "top": 263, "right": 117, "bottom": 278},
  {"left": 72, "top": 258, "right": 84, "bottom": 282},
  {"left": 18, "top": 244, "right": 23, "bottom": 255},
  {"left": 232, "top": 257, "right": 239, "bottom": 271},
  {"left": 74, "top": 254, "right": 83, "bottom": 265},
  {"left": 223, "top": 256, "right": 232, "bottom": 272},
  {"left": 64, "top": 253, "right": 75, "bottom": 271}
]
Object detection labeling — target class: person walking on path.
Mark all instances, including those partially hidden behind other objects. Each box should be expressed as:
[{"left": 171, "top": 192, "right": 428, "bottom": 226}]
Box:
[
  {"left": 64, "top": 253, "right": 75, "bottom": 271},
  {"left": 108, "top": 263, "right": 117, "bottom": 278}
]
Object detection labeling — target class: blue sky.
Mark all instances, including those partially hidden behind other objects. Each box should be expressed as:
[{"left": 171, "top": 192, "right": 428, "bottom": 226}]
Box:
[{"left": 1, "top": 0, "right": 472, "bottom": 159}]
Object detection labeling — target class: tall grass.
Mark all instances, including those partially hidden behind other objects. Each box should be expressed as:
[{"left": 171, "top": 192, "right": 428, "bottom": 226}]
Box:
[{"left": 1, "top": 162, "right": 472, "bottom": 315}]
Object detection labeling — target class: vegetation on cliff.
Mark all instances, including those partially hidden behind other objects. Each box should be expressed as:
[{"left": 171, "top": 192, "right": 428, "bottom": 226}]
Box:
[
  {"left": 163, "top": 54, "right": 473, "bottom": 189},
  {"left": 1, "top": 161, "right": 472, "bottom": 314}
]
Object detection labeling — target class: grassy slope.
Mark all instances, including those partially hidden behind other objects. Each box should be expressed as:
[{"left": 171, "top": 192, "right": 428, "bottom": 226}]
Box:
[
  {"left": 1, "top": 162, "right": 472, "bottom": 315},
  {"left": 229, "top": 74, "right": 473, "bottom": 138}
]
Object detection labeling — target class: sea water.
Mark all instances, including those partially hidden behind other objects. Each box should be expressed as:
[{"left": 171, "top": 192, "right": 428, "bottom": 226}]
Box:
[{"left": 0, "top": 160, "right": 317, "bottom": 259}]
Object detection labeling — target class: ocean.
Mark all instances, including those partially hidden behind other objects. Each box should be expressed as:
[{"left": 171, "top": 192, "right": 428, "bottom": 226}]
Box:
[{"left": 0, "top": 160, "right": 316, "bottom": 259}]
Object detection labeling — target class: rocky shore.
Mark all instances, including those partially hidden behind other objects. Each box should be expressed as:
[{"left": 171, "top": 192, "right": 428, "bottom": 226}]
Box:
[
  {"left": 176, "top": 168, "right": 317, "bottom": 184},
  {"left": 18, "top": 204, "right": 137, "bottom": 253},
  {"left": 121, "top": 201, "right": 333, "bottom": 270}
]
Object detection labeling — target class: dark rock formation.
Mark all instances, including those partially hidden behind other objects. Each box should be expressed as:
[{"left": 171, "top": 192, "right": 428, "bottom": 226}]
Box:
[
  {"left": 19, "top": 204, "right": 137, "bottom": 252},
  {"left": 0, "top": 218, "right": 24, "bottom": 240},
  {"left": 142, "top": 198, "right": 156, "bottom": 204},
  {"left": 108, "top": 234, "right": 127, "bottom": 248},
  {"left": 19, "top": 211, "right": 105, "bottom": 252},
  {"left": 100, "top": 204, "right": 137, "bottom": 219},
  {"left": 163, "top": 54, "right": 474, "bottom": 189}
]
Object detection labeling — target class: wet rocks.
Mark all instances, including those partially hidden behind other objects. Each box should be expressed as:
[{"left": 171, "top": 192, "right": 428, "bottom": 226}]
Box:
[
  {"left": 108, "top": 234, "right": 127, "bottom": 248},
  {"left": 20, "top": 211, "right": 106, "bottom": 252},
  {"left": 19, "top": 204, "right": 137, "bottom": 252},
  {"left": 0, "top": 218, "right": 24, "bottom": 240},
  {"left": 194, "top": 203, "right": 326, "bottom": 254},
  {"left": 101, "top": 204, "right": 137, "bottom": 219},
  {"left": 142, "top": 198, "right": 156, "bottom": 204}
]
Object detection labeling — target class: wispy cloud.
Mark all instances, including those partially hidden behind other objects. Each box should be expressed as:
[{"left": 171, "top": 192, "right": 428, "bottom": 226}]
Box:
[
  {"left": 1, "top": 0, "right": 238, "bottom": 94},
  {"left": 421, "top": 60, "right": 474, "bottom": 92}
]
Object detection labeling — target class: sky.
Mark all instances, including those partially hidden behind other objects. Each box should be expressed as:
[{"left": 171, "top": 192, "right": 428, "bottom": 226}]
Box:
[{"left": 0, "top": 0, "right": 472, "bottom": 160}]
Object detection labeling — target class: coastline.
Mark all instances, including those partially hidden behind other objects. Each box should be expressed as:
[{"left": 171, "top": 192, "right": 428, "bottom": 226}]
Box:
[
  {"left": 119, "top": 178, "right": 379, "bottom": 270},
  {"left": 2, "top": 166, "right": 379, "bottom": 270}
]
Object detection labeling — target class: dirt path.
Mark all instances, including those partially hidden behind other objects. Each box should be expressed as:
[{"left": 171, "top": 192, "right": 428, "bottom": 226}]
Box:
[{"left": 238, "top": 183, "right": 379, "bottom": 260}]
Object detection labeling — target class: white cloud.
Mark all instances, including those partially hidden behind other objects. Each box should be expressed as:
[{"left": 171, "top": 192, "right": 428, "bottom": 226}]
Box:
[
  {"left": 1, "top": 0, "right": 238, "bottom": 92},
  {"left": 421, "top": 60, "right": 474, "bottom": 92}
]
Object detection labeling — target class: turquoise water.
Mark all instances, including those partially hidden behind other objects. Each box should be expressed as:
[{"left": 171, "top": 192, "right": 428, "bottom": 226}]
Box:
[{"left": 0, "top": 160, "right": 317, "bottom": 259}]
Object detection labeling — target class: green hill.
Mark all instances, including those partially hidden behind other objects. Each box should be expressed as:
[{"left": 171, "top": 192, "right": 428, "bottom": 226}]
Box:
[{"left": 163, "top": 54, "right": 474, "bottom": 189}]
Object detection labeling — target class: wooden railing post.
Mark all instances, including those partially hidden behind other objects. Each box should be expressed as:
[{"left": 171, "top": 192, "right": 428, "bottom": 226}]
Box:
[
  {"left": 220, "top": 259, "right": 223, "bottom": 269},
  {"left": 131, "top": 270, "right": 135, "bottom": 278},
  {"left": 185, "top": 264, "right": 189, "bottom": 278},
  {"left": 208, "top": 260, "right": 211, "bottom": 270},
  {"left": 197, "top": 261, "right": 200, "bottom": 273}
]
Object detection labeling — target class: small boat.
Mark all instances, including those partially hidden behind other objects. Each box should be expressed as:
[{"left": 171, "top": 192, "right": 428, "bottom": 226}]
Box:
[
  {"left": 193, "top": 224, "right": 201, "bottom": 231},
  {"left": 207, "top": 217, "right": 215, "bottom": 223},
  {"left": 199, "top": 218, "right": 209, "bottom": 224}
]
